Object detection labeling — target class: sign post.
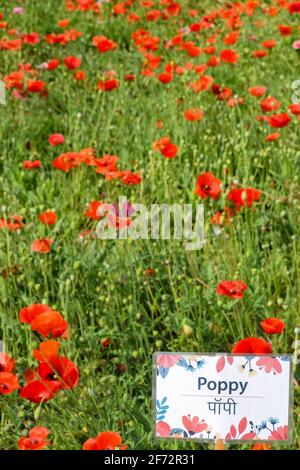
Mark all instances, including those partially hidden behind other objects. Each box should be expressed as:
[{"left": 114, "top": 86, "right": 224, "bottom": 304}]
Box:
[{"left": 153, "top": 352, "right": 292, "bottom": 444}]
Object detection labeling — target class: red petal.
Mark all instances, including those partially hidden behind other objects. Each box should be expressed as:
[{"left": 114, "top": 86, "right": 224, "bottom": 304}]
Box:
[
  {"left": 241, "top": 432, "right": 256, "bottom": 440},
  {"left": 216, "top": 356, "right": 225, "bottom": 372},
  {"left": 230, "top": 425, "right": 237, "bottom": 438},
  {"left": 238, "top": 417, "right": 247, "bottom": 435}
]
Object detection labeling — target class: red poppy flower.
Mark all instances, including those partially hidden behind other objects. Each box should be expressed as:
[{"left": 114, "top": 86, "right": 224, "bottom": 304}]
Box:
[
  {"left": 37, "top": 356, "right": 79, "bottom": 390},
  {"left": 52, "top": 152, "right": 78, "bottom": 172},
  {"left": 265, "top": 132, "right": 280, "bottom": 141},
  {"left": 22, "top": 160, "right": 42, "bottom": 169},
  {"left": 195, "top": 172, "right": 222, "bottom": 200},
  {"left": 252, "top": 50, "right": 268, "bottom": 58},
  {"left": 18, "top": 427, "right": 50, "bottom": 451},
  {"left": 0, "top": 38, "right": 22, "bottom": 50},
  {"left": 30, "top": 310, "right": 68, "bottom": 338},
  {"left": 262, "top": 39, "right": 276, "bottom": 49},
  {"left": 145, "top": 9, "right": 160, "bottom": 21},
  {"left": 98, "top": 78, "right": 119, "bottom": 92},
  {"left": 124, "top": 73, "right": 135, "bottom": 81},
  {"left": 228, "top": 97, "right": 244, "bottom": 107},
  {"left": 194, "top": 64, "right": 207, "bottom": 75},
  {"left": 95, "top": 154, "right": 118, "bottom": 174},
  {"left": 190, "top": 75, "right": 213, "bottom": 93},
  {"left": 211, "top": 207, "right": 234, "bottom": 226},
  {"left": 223, "top": 31, "right": 240, "bottom": 45},
  {"left": 160, "top": 142, "right": 178, "bottom": 158},
  {"left": 31, "top": 238, "right": 54, "bottom": 253},
  {"left": 260, "top": 317, "right": 285, "bottom": 334},
  {"left": 20, "top": 379, "right": 59, "bottom": 403},
  {"left": 0, "top": 372, "right": 20, "bottom": 395},
  {"left": 64, "top": 56, "right": 81, "bottom": 70},
  {"left": 217, "top": 87, "right": 232, "bottom": 101},
  {"left": 119, "top": 170, "right": 142, "bottom": 185},
  {"left": 207, "top": 55, "right": 221, "bottom": 67},
  {"left": 127, "top": 13, "right": 141, "bottom": 23},
  {"left": 157, "top": 72, "right": 173, "bottom": 84},
  {"left": 58, "top": 19, "right": 71, "bottom": 28},
  {"left": 289, "top": 103, "right": 300, "bottom": 115},
  {"left": 144, "top": 268, "right": 155, "bottom": 277},
  {"left": 227, "top": 187, "right": 261, "bottom": 209},
  {"left": 101, "top": 337, "right": 111, "bottom": 350},
  {"left": 33, "top": 340, "right": 60, "bottom": 363},
  {"left": 84, "top": 200, "right": 102, "bottom": 219},
  {"left": 278, "top": 25, "right": 292, "bottom": 36},
  {"left": 114, "top": 3, "right": 127, "bottom": 15},
  {"left": 3, "top": 215, "right": 23, "bottom": 232},
  {"left": 19, "top": 304, "right": 52, "bottom": 324},
  {"left": 48, "top": 133, "right": 65, "bottom": 146},
  {"left": 152, "top": 136, "right": 171, "bottom": 152},
  {"left": 252, "top": 443, "right": 272, "bottom": 450},
  {"left": 268, "top": 113, "right": 291, "bottom": 128},
  {"left": 184, "top": 43, "right": 202, "bottom": 58},
  {"left": 23, "top": 32, "right": 40, "bottom": 45},
  {"left": 289, "top": 2, "right": 300, "bottom": 14},
  {"left": 27, "top": 80, "right": 46, "bottom": 93},
  {"left": 260, "top": 96, "right": 280, "bottom": 112},
  {"left": 73, "top": 70, "right": 86, "bottom": 80},
  {"left": 107, "top": 214, "right": 132, "bottom": 229},
  {"left": 216, "top": 280, "right": 248, "bottom": 299},
  {"left": 184, "top": 108, "right": 204, "bottom": 121},
  {"left": 83, "top": 431, "right": 126, "bottom": 450},
  {"left": 92, "top": 35, "right": 117, "bottom": 53},
  {"left": 220, "top": 49, "right": 240, "bottom": 64},
  {"left": 0, "top": 353, "right": 15, "bottom": 373},
  {"left": 47, "top": 59, "right": 60, "bottom": 70},
  {"left": 249, "top": 86, "right": 267, "bottom": 97},
  {"left": 211, "top": 83, "right": 232, "bottom": 101},
  {"left": 204, "top": 46, "right": 216, "bottom": 55},
  {"left": 232, "top": 337, "right": 273, "bottom": 354},
  {"left": 39, "top": 210, "right": 57, "bottom": 225}
]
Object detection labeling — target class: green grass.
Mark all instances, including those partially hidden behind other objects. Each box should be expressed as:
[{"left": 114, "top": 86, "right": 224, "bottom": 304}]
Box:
[{"left": 0, "top": 0, "right": 300, "bottom": 450}]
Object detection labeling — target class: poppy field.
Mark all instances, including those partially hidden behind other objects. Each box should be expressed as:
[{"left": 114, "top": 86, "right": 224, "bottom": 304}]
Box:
[{"left": 1, "top": 0, "right": 300, "bottom": 451}]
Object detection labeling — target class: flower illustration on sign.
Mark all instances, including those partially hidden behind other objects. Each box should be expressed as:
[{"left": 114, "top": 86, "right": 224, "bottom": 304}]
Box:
[
  {"left": 256, "top": 357, "right": 282, "bottom": 374},
  {"left": 225, "top": 417, "right": 256, "bottom": 441},
  {"left": 156, "top": 354, "right": 205, "bottom": 378},
  {"left": 227, "top": 417, "right": 287, "bottom": 440},
  {"left": 156, "top": 354, "right": 181, "bottom": 378},
  {"left": 182, "top": 415, "right": 208, "bottom": 436},
  {"left": 216, "top": 355, "right": 234, "bottom": 372},
  {"left": 156, "top": 398, "right": 212, "bottom": 439},
  {"left": 156, "top": 421, "right": 171, "bottom": 437},
  {"left": 269, "top": 425, "right": 288, "bottom": 441}
]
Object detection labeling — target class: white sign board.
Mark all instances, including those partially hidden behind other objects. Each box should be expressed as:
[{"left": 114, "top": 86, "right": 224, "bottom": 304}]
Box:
[{"left": 153, "top": 353, "right": 292, "bottom": 443}]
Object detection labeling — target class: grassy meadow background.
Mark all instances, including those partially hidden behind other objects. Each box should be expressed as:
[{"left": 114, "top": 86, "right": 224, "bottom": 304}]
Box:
[{"left": 0, "top": 0, "right": 300, "bottom": 449}]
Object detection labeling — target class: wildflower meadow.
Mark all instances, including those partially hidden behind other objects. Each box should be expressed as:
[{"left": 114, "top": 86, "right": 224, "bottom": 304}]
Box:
[{"left": 0, "top": 0, "right": 300, "bottom": 451}]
